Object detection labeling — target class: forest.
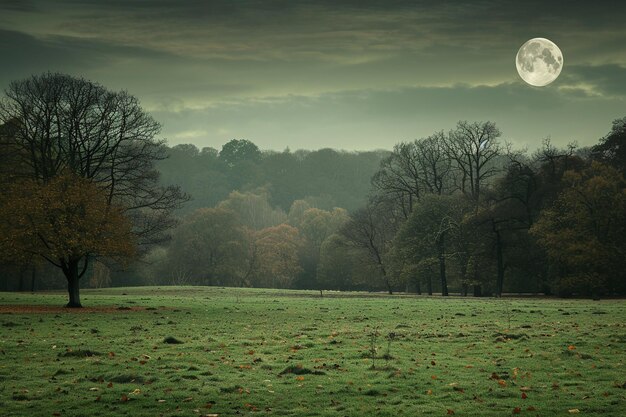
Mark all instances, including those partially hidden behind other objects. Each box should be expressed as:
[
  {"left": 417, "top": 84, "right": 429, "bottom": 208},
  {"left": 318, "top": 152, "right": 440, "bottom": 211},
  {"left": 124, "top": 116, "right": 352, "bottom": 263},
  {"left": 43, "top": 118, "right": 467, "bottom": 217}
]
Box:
[{"left": 1, "top": 73, "right": 625, "bottom": 301}]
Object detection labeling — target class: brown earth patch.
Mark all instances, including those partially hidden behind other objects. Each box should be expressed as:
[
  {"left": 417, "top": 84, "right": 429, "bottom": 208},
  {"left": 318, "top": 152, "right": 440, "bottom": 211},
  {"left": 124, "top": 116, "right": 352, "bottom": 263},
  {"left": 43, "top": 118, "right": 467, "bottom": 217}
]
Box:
[{"left": 0, "top": 305, "right": 147, "bottom": 314}]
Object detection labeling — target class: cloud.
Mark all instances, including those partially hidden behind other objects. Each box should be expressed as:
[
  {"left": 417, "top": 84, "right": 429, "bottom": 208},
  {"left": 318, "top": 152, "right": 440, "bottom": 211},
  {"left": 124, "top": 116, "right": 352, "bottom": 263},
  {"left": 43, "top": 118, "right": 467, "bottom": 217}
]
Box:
[
  {"left": 1, "top": 1, "right": 624, "bottom": 152},
  {"left": 561, "top": 64, "right": 626, "bottom": 98},
  {"left": 0, "top": 0, "right": 37, "bottom": 11},
  {"left": 153, "top": 82, "right": 624, "bottom": 151}
]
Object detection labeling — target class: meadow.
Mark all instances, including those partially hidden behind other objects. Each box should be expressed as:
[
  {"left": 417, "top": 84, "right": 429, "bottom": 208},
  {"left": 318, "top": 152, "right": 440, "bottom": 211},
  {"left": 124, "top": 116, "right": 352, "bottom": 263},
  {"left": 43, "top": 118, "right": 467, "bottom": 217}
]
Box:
[{"left": 0, "top": 287, "right": 625, "bottom": 416}]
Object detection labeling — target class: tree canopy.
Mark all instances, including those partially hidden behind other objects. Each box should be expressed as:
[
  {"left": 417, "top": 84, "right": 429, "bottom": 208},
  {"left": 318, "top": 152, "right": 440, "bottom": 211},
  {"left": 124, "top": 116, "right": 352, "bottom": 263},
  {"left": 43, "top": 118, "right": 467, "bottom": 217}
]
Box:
[{"left": 0, "top": 73, "right": 186, "bottom": 306}]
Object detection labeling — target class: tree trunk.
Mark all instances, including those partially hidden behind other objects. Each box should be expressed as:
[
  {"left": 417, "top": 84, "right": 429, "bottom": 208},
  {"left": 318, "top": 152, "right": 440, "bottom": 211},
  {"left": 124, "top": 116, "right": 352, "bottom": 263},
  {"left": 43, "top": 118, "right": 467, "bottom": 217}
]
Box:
[
  {"left": 460, "top": 259, "right": 468, "bottom": 296},
  {"left": 18, "top": 266, "right": 28, "bottom": 291},
  {"left": 385, "top": 278, "right": 393, "bottom": 295},
  {"left": 30, "top": 266, "right": 37, "bottom": 293},
  {"left": 415, "top": 278, "right": 421, "bottom": 295},
  {"left": 438, "top": 236, "right": 448, "bottom": 296},
  {"left": 495, "top": 230, "right": 504, "bottom": 297},
  {"left": 65, "top": 259, "right": 82, "bottom": 308},
  {"left": 473, "top": 284, "right": 482, "bottom": 297},
  {"left": 427, "top": 275, "right": 433, "bottom": 296}
]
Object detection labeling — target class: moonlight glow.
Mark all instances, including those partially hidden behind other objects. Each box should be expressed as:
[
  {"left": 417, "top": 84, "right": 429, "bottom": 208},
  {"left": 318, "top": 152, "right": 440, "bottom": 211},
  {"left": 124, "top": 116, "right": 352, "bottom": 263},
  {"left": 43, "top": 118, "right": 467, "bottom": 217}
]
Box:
[{"left": 516, "top": 38, "right": 563, "bottom": 87}]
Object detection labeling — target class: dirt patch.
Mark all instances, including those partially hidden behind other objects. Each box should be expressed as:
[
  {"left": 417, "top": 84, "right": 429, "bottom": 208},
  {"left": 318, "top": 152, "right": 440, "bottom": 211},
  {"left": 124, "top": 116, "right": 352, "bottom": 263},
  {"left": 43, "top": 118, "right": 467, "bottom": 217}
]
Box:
[
  {"left": 279, "top": 365, "right": 326, "bottom": 376},
  {"left": 0, "top": 305, "right": 148, "bottom": 314}
]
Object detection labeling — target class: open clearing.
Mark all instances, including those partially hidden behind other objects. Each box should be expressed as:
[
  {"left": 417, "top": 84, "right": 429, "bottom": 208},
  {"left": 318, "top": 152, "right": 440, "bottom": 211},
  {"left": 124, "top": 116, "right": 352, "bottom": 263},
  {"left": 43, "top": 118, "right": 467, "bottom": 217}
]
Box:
[{"left": 1, "top": 287, "right": 625, "bottom": 416}]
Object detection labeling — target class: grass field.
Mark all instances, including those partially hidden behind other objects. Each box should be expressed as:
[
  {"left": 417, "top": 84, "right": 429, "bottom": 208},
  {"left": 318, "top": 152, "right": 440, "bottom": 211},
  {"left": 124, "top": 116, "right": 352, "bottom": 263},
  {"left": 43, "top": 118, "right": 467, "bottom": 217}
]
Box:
[{"left": 1, "top": 287, "right": 625, "bottom": 416}]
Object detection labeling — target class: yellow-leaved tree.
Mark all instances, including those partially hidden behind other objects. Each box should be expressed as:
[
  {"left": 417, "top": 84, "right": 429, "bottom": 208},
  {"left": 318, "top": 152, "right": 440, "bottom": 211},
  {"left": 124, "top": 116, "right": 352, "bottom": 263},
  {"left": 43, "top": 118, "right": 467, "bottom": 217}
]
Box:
[
  {"left": 531, "top": 162, "right": 626, "bottom": 297},
  {"left": 252, "top": 224, "right": 302, "bottom": 288},
  {"left": 0, "top": 73, "right": 187, "bottom": 307},
  {"left": 0, "top": 173, "right": 135, "bottom": 306}
]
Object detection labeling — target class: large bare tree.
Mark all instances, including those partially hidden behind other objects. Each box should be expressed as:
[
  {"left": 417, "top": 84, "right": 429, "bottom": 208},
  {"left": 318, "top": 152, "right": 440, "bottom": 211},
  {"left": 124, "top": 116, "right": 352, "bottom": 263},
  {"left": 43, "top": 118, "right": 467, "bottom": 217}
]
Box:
[
  {"left": 371, "top": 132, "right": 454, "bottom": 218},
  {"left": 445, "top": 121, "right": 502, "bottom": 201},
  {"left": 0, "top": 73, "right": 187, "bottom": 306}
]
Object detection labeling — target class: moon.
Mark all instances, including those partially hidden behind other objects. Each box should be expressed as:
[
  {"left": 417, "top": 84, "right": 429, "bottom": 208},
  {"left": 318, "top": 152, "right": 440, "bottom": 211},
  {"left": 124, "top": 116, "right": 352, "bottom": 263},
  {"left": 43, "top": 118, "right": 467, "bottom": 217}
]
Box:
[{"left": 516, "top": 38, "right": 563, "bottom": 87}]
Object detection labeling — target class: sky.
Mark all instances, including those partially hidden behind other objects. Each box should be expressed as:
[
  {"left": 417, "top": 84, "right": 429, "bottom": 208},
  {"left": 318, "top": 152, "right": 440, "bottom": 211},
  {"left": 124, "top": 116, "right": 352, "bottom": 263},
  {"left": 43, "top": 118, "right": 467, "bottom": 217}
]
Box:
[{"left": 1, "top": 0, "right": 625, "bottom": 151}]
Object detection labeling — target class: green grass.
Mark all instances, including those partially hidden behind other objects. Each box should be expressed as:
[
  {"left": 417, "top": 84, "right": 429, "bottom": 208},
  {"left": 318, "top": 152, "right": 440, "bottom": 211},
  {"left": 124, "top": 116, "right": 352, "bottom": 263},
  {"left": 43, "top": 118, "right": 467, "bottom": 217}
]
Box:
[{"left": 1, "top": 287, "right": 625, "bottom": 416}]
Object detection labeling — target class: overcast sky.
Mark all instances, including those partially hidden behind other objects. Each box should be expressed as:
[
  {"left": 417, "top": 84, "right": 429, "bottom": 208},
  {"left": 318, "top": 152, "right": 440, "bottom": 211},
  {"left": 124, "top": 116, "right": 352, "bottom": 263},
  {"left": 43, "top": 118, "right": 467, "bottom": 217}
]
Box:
[{"left": 1, "top": 0, "right": 625, "bottom": 151}]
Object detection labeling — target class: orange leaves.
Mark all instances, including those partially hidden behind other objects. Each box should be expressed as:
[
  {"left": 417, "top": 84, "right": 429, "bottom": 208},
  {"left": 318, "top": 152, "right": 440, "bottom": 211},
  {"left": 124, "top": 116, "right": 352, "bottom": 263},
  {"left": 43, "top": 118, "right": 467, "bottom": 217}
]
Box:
[
  {"left": 513, "top": 407, "right": 521, "bottom": 414},
  {"left": 567, "top": 345, "right": 576, "bottom": 351},
  {"left": 295, "top": 376, "right": 305, "bottom": 381},
  {"left": 498, "top": 379, "right": 507, "bottom": 387},
  {"left": 251, "top": 223, "right": 304, "bottom": 286},
  {"left": 446, "top": 409, "right": 455, "bottom": 414},
  {"left": 0, "top": 172, "right": 135, "bottom": 265},
  {"left": 245, "top": 403, "right": 259, "bottom": 412},
  {"left": 521, "top": 392, "right": 528, "bottom": 399}
]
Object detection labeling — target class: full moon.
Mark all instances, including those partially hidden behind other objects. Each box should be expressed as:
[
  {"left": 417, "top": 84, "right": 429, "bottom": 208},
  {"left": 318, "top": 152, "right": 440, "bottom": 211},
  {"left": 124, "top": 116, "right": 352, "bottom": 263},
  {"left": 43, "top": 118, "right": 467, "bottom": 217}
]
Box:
[{"left": 516, "top": 38, "right": 563, "bottom": 87}]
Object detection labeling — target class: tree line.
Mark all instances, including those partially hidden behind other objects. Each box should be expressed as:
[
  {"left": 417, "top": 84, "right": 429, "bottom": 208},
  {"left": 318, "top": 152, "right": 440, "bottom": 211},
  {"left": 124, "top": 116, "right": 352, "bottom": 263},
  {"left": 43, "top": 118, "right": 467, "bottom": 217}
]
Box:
[
  {"left": 1, "top": 73, "right": 625, "bottom": 305},
  {"left": 142, "top": 120, "right": 626, "bottom": 298}
]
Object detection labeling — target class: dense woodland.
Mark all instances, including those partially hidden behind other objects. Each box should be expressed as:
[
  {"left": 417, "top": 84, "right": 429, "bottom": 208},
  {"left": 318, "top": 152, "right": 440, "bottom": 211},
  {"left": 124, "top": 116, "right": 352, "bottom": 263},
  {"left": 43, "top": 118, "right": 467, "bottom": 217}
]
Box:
[{"left": 1, "top": 73, "right": 625, "bottom": 302}]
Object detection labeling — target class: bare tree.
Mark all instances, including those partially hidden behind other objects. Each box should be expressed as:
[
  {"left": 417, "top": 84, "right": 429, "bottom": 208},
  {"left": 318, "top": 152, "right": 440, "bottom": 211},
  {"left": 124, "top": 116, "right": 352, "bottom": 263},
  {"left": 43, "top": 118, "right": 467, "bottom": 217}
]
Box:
[
  {"left": 371, "top": 133, "right": 454, "bottom": 218},
  {"left": 0, "top": 73, "right": 187, "bottom": 306},
  {"left": 340, "top": 199, "right": 399, "bottom": 294},
  {"left": 445, "top": 121, "right": 503, "bottom": 201},
  {"left": 415, "top": 132, "right": 454, "bottom": 195},
  {"left": 372, "top": 141, "right": 422, "bottom": 218}
]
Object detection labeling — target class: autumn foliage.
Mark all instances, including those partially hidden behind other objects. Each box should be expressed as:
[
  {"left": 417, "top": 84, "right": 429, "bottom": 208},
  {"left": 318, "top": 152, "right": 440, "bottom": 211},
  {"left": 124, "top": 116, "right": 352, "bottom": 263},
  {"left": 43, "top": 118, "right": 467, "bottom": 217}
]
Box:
[
  {"left": 0, "top": 172, "right": 135, "bottom": 264},
  {"left": 531, "top": 162, "right": 626, "bottom": 295},
  {"left": 0, "top": 172, "right": 135, "bottom": 306}
]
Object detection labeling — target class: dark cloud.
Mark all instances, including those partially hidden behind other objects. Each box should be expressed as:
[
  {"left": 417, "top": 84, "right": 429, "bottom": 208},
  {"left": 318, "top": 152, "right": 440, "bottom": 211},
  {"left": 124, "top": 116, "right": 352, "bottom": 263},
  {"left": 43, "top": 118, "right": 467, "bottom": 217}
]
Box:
[
  {"left": 152, "top": 82, "right": 624, "bottom": 151},
  {"left": 563, "top": 64, "right": 626, "bottom": 97},
  {"left": 0, "top": 29, "right": 87, "bottom": 85},
  {"left": 0, "top": 0, "right": 37, "bottom": 11},
  {"left": 0, "top": 1, "right": 624, "bottom": 150}
]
